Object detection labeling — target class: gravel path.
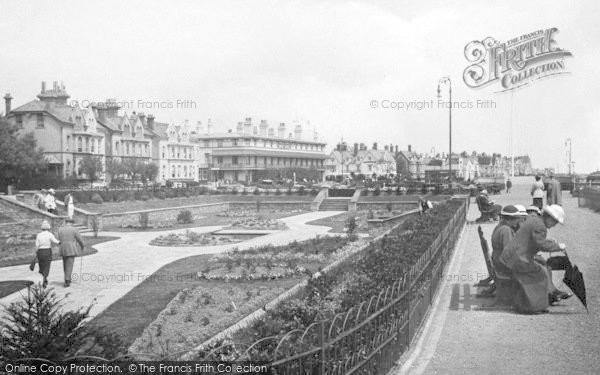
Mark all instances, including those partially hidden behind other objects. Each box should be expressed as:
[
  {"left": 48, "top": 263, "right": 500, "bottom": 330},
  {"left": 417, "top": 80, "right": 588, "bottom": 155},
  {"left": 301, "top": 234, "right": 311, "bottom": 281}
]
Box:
[{"left": 393, "top": 177, "right": 599, "bottom": 375}]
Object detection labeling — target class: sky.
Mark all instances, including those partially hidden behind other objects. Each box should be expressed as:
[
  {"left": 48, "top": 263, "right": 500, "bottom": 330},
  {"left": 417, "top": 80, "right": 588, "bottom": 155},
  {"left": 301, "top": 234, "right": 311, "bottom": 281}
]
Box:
[{"left": 1, "top": 0, "right": 599, "bottom": 172}]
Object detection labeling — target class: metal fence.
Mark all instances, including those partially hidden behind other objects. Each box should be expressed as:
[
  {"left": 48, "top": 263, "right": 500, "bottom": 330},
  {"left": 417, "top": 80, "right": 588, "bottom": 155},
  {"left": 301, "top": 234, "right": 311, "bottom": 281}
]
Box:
[{"left": 198, "top": 199, "right": 467, "bottom": 374}]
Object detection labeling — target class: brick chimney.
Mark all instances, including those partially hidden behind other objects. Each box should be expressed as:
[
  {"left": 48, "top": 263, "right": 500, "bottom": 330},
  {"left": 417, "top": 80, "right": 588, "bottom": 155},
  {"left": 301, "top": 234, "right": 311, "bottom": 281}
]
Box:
[
  {"left": 260, "top": 120, "right": 268, "bottom": 136},
  {"left": 4, "top": 93, "right": 13, "bottom": 115},
  {"left": 196, "top": 121, "right": 203, "bottom": 134},
  {"left": 139, "top": 112, "right": 146, "bottom": 125},
  {"left": 244, "top": 117, "right": 252, "bottom": 134},
  {"left": 384, "top": 145, "right": 389, "bottom": 152},
  {"left": 395, "top": 145, "right": 398, "bottom": 153},
  {"left": 268, "top": 128, "right": 275, "bottom": 137},
  {"left": 236, "top": 121, "right": 243, "bottom": 133},
  {"left": 147, "top": 114, "right": 155, "bottom": 130},
  {"left": 207, "top": 118, "right": 213, "bottom": 134},
  {"left": 354, "top": 143, "right": 358, "bottom": 156},
  {"left": 278, "top": 123, "right": 286, "bottom": 138},
  {"left": 408, "top": 144, "right": 412, "bottom": 152},
  {"left": 294, "top": 124, "right": 302, "bottom": 140},
  {"left": 373, "top": 142, "right": 378, "bottom": 150}
]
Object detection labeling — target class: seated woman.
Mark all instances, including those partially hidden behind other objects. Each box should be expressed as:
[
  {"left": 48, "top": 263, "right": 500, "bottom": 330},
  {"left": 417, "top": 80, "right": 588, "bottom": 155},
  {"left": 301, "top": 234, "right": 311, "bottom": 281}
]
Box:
[
  {"left": 476, "top": 190, "right": 502, "bottom": 221},
  {"left": 499, "top": 205, "right": 570, "bottom": 314}
]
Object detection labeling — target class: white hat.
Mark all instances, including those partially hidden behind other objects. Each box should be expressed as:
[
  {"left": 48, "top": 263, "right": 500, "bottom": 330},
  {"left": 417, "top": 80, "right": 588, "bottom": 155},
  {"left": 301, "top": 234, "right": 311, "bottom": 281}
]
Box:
[
  {"left": 48, "top": 188, "right": 55, "bottom": 194},
  {"left": 514, "top": 204, "right": 529, "bottom": 217},
  {"left": 526, "top": 205, "right": 541, "bottom": 215},
  {"left": 481, "top": 190, "right": 488, "bottom": 195},
  {"left": 543, "top": 204, "right": 565, "bottom": 224},
  {"left": 41, "top": 220, "right": 51, "bottom": 230}
]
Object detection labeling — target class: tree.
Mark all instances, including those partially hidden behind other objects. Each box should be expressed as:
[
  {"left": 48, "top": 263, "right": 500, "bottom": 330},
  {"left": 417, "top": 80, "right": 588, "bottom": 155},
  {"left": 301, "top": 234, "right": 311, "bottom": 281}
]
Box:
[
  {"left": 141, "top": 162, "right": 159, "bottom": 185},
  {"left": 122, "top": 157, "right": 143, "bottom": 183},
  {"left": 0, "top": 284, "right": 124, "bottom": 361},
  {"left": 105, "top": 157, "right": 124, "bottom": 184},
  {"left": 80, "top": 155, "right": 104, "bottom": 186},
  {"left": 0, "top": 118, "right": 47, "bottom": 188}
]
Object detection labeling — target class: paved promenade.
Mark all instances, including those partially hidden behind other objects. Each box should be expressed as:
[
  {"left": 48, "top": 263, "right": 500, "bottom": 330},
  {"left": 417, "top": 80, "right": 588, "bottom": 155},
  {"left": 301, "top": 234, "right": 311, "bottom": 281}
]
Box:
[
  {"left": 394, "top": 177, "right": 599, "bottom": 375},
  {"left": 0, "top": 211, "right": 342, "bottom": 318}
]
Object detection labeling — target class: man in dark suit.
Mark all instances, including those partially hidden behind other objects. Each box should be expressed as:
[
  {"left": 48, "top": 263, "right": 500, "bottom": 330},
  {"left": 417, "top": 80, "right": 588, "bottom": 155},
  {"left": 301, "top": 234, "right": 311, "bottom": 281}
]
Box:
[
  {"left": 546, "top": 173, "right": 562, "bottom": 206},
  {"left": 58, "top": 218, "right": 85, "bottom": 287}
]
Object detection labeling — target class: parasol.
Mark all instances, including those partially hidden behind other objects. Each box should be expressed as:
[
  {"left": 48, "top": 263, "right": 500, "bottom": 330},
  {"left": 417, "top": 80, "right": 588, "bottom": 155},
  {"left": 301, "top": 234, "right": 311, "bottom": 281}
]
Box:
[{"left": 560, "top": 251, "right": 588, "bottom": 312}]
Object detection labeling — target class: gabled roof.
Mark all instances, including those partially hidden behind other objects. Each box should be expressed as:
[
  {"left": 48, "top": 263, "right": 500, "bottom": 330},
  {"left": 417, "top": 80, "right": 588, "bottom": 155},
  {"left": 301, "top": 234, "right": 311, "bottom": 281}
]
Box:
[{"left": 11, "top": 99, "right": 78, "bottom": 124}]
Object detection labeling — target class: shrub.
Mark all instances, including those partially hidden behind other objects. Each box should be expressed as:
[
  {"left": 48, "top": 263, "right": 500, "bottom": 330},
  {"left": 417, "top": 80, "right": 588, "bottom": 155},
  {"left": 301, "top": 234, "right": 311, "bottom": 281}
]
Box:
[
  {"left": 156, "top": 191, "right": 167, "bottom": 200},
  {"left": 177, "top": 210, "right": 193, "bottom": 224},
  {"left": 231, "top": 188, "right": 238, "bottom": 195},
  {"left": 298, "top": 186, "right": 306, "bottom": 195},
  {"left": 373, "top": 187, "right": 381, "bottom": 196},
  {"left": 139, "top": 212, "right": 150, "bottom": 229},
  {"left": 90, "top": 193, "right": 104, "bottom": 204},
  {"left": 275, "top": 189, "right": 282, "bottom": 196},
  {"left": 253, "top": 188, "right": 260, "bottom": 195},
  {"left": 285, "top": 188, "right": 293, "bottom": 195},
  {"left": 0, "top": 284, "right": 124, "bottom": 361},
  {"left": 241, "top": 189, "right": 248, "bottom": 196}
]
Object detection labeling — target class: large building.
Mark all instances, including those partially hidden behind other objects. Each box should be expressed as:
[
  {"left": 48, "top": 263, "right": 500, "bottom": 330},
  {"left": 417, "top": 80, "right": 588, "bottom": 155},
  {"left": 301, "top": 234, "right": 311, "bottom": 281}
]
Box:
[
  {"left": 4, "top": 83, "right": 328, "bottom": 185},
  {"left": 324, "top": 142, "right": 397, "bottom": 178},
  {"left": 5, "top": 81, "right": 107, "bottom": 179},
  {"left": 194, "top": 118, "right": 328, "bottom": 183}
]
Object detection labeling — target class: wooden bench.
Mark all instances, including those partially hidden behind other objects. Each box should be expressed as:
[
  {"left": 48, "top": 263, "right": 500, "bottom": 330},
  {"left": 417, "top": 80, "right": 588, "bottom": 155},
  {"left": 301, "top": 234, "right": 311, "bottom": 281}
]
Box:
[{"left": 475, "top": 195, "right": 495, "bottom": 223}]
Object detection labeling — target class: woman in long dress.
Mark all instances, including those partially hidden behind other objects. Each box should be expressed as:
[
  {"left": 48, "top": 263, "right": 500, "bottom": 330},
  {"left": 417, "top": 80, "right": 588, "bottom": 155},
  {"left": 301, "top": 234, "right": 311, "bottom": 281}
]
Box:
[
  {"left": 66, "top": 192, "right": 75, "bottom": 219},
  {"left": 499, "top": 205, "right": 567, "bottom": 313}
]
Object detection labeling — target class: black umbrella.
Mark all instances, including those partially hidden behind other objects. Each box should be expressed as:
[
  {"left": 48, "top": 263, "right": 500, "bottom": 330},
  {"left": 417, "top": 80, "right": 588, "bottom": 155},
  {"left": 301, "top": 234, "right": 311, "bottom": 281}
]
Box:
[
  {"left": 546, "top": 255, "right": 571, "bottom": 271},
  {"left": 562, "top": 253, "right": 588, "bottom": 312}
]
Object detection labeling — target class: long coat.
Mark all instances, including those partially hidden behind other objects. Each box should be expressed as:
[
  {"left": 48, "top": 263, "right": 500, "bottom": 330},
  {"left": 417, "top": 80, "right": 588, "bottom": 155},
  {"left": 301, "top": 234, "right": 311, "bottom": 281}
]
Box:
[
  {"left": 499, "top": 216, "right": 560, "bottom": 313},
  {"left": 57, "top": 225, "right": 85, "bottom": 257},
  {"left": 546, "top": 179, "right": 562, "bottom": 205},
  {"left": 491, "top": 221, "right": 514, "bottom": 277}
]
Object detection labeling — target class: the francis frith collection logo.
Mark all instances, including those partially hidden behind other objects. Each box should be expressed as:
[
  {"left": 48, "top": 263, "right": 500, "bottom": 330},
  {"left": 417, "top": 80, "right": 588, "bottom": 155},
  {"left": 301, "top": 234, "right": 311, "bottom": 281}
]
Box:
[{"left": 463, "top": 27, "right": 572, "bottom": 91}]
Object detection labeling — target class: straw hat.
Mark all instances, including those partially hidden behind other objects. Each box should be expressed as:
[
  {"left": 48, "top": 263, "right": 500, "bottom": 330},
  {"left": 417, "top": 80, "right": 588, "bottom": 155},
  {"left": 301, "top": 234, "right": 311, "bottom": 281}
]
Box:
[
  {"left": 41, "top": 220, "right": 51, "bottom": 230},
  {"left": 48, "top": 188, "right": 55, "bottom": 194},
  {"left": 543, "top": 204, "right": 565, "bottom": 224},
  {"left": 514, "top": 204, "right": 529, "bottom": 217},
  {"left": 500, "top": 205, "right": 519, "bottom": 217},
  {"left": 526, "top": 205, "right": 541, "bottom": 215}
]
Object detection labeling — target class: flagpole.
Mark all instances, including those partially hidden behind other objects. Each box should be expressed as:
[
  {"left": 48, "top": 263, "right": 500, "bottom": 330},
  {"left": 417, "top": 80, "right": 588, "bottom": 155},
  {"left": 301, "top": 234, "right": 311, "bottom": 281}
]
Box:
[{"left": 510, "top": 90, "right": 515, "bottom": 178}]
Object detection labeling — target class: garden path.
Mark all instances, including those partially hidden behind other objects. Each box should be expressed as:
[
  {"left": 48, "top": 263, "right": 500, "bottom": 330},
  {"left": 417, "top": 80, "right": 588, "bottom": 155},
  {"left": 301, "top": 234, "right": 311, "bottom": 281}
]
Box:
[
  {"left": 0, "top": 210, "right": 343, "bottom": 319},
  {"left": 393, "top": 177, "right": 600, "bottom": 375}
]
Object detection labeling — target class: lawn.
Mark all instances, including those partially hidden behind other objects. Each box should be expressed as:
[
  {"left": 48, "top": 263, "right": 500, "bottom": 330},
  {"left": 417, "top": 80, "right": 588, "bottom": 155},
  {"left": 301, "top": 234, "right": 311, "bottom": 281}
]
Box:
[
  {"left": 89, "top": 236, "right": 356, "bottom": 356},
  {"left": 0, "top": 280, "right": 34, "bottom": 298},
  {"left": 0, "top": 236, "right": 118, "bottom": 268},
  {"left": 78, "top": 194, "right": 314, "bottom": 214}
]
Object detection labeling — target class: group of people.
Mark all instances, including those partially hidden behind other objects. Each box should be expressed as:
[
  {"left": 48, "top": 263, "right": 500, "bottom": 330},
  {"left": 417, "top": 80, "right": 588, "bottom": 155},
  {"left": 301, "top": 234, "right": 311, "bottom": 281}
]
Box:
[
  {"left": 482, "top": 175, "right": 570, "bottom": 314},
  {"left": 33, "top": 189, "right": 75, "bottom": 219},
  {"left": 31, "top": 218, "right": 85, "bottom": 288}
]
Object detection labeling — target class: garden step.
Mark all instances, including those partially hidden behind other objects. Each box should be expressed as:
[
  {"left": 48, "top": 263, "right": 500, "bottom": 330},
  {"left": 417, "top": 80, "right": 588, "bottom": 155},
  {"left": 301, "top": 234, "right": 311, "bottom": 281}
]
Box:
[{"left": 319, "top": 198, "right": 350, "bottom": 211}]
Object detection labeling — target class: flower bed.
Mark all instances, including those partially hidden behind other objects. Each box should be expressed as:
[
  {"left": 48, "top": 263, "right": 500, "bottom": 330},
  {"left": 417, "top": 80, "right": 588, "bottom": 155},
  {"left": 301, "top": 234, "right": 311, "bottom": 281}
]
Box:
[
  {"left": 121, "top": 222, "right": 174, "bottom": 230},
  {"left": 149, "top": 230, "right": 243, "bottom": 247},
  {"left": 130, "top": 235, "right": 356, "bottom": 355},
  {"left": 216, "top": 210, "right": 256, "bottom": 218},
  {"left": 228, "top": 217, "right": 288, "bottom": 230},
  {"left": 195, "top": 200, "right": 465, "bottom": 361}
]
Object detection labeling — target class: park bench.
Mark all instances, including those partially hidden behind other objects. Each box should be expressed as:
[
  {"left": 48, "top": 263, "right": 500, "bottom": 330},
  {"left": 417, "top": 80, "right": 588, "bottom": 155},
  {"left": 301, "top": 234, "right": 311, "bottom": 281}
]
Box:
[{"left": 475, "top": 195, "right": 496, "bottom": 223}]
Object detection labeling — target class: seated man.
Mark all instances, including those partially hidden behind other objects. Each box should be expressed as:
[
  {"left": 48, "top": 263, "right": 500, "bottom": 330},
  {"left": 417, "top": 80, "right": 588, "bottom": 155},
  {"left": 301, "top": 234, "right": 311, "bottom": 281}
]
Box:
[{"left": 476, "top": 190, "right": 502, "bottom": 222}]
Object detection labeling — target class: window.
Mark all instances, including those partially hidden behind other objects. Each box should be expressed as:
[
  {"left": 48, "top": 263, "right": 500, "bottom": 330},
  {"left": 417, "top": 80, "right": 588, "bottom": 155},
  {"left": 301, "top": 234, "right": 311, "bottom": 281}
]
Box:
[
  {"left": 115, "top": 142, "right": 120, "bottom": 155},
  {"left": 77, "top": 137, "right": 83, "bottom": 152},
  {"left": 232, "top": 156, "right": 238, "bottom": 165},
  {"left": 217, "top": 140, "right": 223, "bottom": 148},
  {"left": 85, "top": 138, "right": 90, "bottom": 153},
  {"left": 217, "top": 156, "right": 223, "bottom": 164},
  {"left": 36, "top": 114, "right": 44, "bottom": 128},
  {"left": 126, "top": 143, "right": 130, "bottom": 155},
  {"left": 66, "top": 136, "right": 71, "bottom": 151},
  {"left": 184, "top": 166, "right": 188, "bottom": 177},
  {"left": 91, "top": 139, "right": 95, "bottom": 153},
  {"left": 162, "top": 147, "right": 166, "bottom": 158},
  {"left": 171, "top": 166, "right": 175, "bottom": 178},
  {"left": 16, "top": 115, "right": 23, "bottom": 128}
]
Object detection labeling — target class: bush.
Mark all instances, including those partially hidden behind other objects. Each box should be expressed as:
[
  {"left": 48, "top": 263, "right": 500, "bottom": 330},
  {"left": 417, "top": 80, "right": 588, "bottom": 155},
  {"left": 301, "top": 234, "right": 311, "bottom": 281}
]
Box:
[
  {"left": 373, "top": 187, "right": 381, "bottom": 196},
  {"left": 0, "top": 284, "right": 124, "bottom": 361},
  {"left": 253, "top": 188, "right": 260, "bottom": 195},
  {"left": 241, "top": 189, "right": 249, "bottom": 196},
  {"left": 156, "top": 191, "right": 167, "bottom": 200},
  {"left": 90, "top": 193, "right": 104, "bottom": 204},
  {"left": 139, "top": 212, "right": 150, "bottom": 229},
  {"left": 286, "top": 188, "right": 293, "bottom": 195},
  {"left": 177, "top": 210, "right": 193, "bottom": 224},
  {"left": 275, "top": 189, "right": 282, "bottom": 196},
  {"left": 298, "top": 186, "right": 306, "bottom": 195},
  {"left": 231, "top": 188, "right": 238, "bottom": 195}
]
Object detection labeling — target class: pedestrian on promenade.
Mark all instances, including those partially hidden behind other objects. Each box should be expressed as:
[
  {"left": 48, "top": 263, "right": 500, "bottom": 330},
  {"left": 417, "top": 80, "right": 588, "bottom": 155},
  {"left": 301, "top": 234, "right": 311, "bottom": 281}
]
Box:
[
  {"left": 546, "top": 173, "right": 563, "bottom": 206},
  {"left": 506, "top": 178, "right": 512, "bottom": 194},
  {"left": 499, "top": 205, "right": 571, "bottom": 314},
  {"left": 44, "top": 188, "right": 57, "bottom": 214},
  {"left": 33, "top": 220, "right": 60, "bottom": 288},
  {"left": 530, "top": 175, "right": 545, "bottom": 210},
  {"left": 65, "top": 191, "right": 75, "bottom": 219},
  {"left": 57, "top": 218, "right": 85, "bottom": 287}
]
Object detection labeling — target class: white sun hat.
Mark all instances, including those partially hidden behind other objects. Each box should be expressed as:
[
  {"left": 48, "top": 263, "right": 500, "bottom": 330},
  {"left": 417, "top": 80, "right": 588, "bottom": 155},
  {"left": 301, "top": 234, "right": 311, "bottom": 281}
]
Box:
[
  {"left": 514, "top": 204, "right": 529, "bottom": 217},
  {"left": 543, "top": 204, "right": 565, "bottom": 224}
]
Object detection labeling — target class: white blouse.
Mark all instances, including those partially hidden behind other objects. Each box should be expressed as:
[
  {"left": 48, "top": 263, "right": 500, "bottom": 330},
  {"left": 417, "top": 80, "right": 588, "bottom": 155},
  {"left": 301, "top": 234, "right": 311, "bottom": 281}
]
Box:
[{"left": 36, "top": 231, "right": 60, "bottom": 249}]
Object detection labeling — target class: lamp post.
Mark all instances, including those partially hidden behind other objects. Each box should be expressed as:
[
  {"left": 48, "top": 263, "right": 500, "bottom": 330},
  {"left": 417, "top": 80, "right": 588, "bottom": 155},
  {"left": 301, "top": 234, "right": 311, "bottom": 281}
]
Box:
[
  {"left": 565, "top": 138, "right": 573, "bottom": 175},
  {"left": 437, "top": 77, "right": 452, "bottom": 181}
]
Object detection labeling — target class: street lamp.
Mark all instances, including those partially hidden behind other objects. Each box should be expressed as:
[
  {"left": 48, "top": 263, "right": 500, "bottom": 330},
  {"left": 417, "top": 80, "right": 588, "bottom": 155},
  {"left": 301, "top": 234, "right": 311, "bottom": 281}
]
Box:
[
  {"left": 437, "top": 77, "right": 452, "bottom": 181},
  {"left": 565, "top": 138, "right": 573, "bottom": 175}
]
